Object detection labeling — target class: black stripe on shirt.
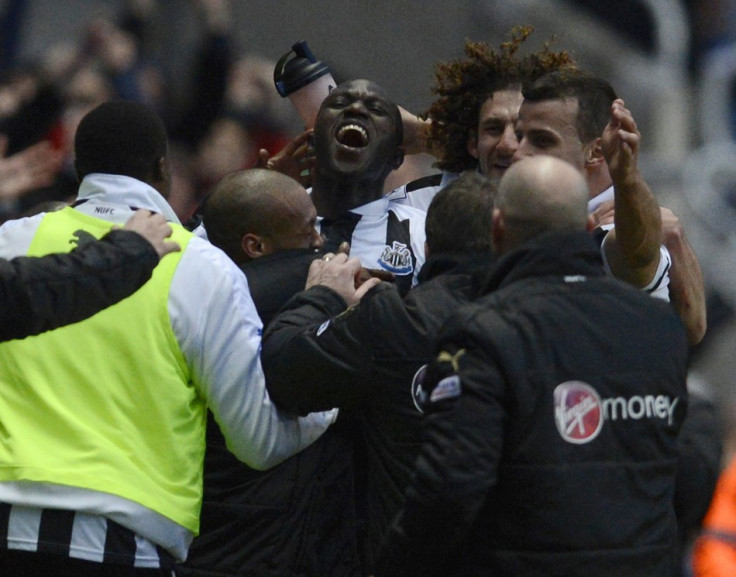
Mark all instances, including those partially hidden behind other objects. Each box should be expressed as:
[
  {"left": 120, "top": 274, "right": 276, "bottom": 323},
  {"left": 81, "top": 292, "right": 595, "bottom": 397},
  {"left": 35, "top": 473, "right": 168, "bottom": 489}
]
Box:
[
  {"left": 0, "top": 503, "right": 10, "bottom": 546},
  {"left": 156, "top": 545, "right": 175, "bottom": 570},
  {"left": 646, "top": 256, "right": 671, "bottom": 295},
  {"left": 385, "top": 210, "right": 416, "bottom": 296},
  {"left": 103, "top": 519, "right": 137, "bottom": 566},
  {"left": 320, "top": 213, "right": 362, "bottom": 253},
  {"left": 405, "top": 173, "right": 443, "bottom": 193},
  {"left": 37, "top": 508, "right": 75, "bottom": 555}
]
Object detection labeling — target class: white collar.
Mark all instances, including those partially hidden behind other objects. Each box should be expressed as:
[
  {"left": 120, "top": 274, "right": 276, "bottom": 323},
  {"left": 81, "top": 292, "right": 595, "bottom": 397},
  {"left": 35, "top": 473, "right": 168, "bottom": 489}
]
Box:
[
  {"left": 77, "top": 174, "right": 182, "bottom": 224},
  {"left": 587, "top": 185, "right": 614, "bottom": 214},
  {"left": 351, "top": 195, "right": 389, "bottom": 217}
]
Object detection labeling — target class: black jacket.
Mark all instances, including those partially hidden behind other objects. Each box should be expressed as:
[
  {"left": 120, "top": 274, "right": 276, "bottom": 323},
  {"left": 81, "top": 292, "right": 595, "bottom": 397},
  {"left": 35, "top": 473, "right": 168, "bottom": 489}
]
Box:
[
  {"left": 262, "top": 252, "right": 496, "bottom": 569},
  {"left": 0, "top": 228, "right": 158, "bottom": 341},
  {"left": 376, "top": 231, "right": 690, "bottom": 577},
  {"left": 241, "top": 248, "right": 323, "bottom": 327},
  {"left": 177, "top": 247, "right": 363, "bottom": 577}
]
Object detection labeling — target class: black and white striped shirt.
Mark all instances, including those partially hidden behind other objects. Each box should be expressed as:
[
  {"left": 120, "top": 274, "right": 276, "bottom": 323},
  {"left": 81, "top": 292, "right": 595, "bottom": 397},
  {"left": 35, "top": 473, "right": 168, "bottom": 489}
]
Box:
[
  {"left": 391, "top": 176, "right": 672, "bottom": 301},
  {"left": 318, "top": 196, "right": 427, "bottom": 296},
  {"left": 386, "top": 172, "right": 456, "bottom": 213},
  {"left": 0, "top": 503, "right": 175, "bottom": 570}
]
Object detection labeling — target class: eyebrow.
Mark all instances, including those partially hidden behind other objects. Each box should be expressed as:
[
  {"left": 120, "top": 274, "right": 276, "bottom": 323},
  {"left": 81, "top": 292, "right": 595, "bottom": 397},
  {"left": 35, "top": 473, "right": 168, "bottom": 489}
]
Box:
[{"left": 480, "top": 118, "right": 506, "bottom": 127}]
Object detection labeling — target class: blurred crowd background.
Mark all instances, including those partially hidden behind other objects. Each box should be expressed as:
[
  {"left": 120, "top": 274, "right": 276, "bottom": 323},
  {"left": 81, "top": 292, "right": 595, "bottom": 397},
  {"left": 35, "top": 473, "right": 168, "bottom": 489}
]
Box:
[{"left": 3, "top": 0, "right": 736, "bottom": 454}]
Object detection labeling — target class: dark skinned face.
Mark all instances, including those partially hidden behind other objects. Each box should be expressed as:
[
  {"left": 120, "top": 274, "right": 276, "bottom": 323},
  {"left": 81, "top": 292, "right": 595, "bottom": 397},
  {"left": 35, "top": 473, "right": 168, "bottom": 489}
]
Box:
[{"left": 313, "top": 79, "right": 403, "bottom": 183}]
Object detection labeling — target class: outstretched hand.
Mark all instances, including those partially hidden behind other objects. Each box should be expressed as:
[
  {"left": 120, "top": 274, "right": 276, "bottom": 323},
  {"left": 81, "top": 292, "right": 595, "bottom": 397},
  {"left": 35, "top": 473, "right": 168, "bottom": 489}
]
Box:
[
  {"left": 122, "top": 210, "right": 181, "bottom": 259},
  {"left": 255, "top": 129, "right": 315, "bottom": 188},
  {"left": 601, "top": 99, "right": 641, "bottom": 188},
  {"left": 306, "top": 252, "right": 381, "bottom": 307}
]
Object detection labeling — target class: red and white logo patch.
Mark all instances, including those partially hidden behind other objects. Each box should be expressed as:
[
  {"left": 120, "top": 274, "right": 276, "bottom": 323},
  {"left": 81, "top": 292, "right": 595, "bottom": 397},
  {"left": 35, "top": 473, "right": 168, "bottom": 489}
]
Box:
[{"left": 553, "top": 381, "right": 604, "bottom": 444}]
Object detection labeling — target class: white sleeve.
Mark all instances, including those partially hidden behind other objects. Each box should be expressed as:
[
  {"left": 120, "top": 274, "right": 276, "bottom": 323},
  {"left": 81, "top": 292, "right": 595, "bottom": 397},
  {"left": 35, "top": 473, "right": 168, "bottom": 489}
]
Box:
[
  {"left": 600, "top": 227, "right": 671, "bottom": 302},
  {"left": 0, "top": 213, "right": 44, "bottom": 257},
  {"left": 640, "top": 245, "right": 671, "bottom": 302},
  {"left": 169, "top": 237, "right": 336, "bottom": 470}
]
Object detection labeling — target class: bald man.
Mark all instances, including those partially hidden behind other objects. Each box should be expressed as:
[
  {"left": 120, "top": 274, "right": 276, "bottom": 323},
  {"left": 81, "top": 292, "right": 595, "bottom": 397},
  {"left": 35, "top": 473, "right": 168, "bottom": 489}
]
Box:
[
  {"left": 490, "top": 155, "right": 591, "bottom": 254},
  {"left": 183, "top": 168, "right": 362, "bottom": 577},
  {"left": 202, "top": 168, "right": 325, "bottom": 325},
  {"left": 204, "top": 168, "right": 323, "bottom": 263},
  {"left": 376, "top": 156, "right": 690, "bottom": 577}
]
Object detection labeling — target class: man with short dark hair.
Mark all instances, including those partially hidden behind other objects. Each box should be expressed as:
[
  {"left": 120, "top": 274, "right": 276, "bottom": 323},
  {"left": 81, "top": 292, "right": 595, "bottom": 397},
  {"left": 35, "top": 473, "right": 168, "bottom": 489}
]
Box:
[
  {"left": 204, "top": 168, "right": 322, "bottom": 265},
  {"left": 394, "top": 34, "right": 706, "bottom": 345},
  {"left": 514, "top": 70, "right": 665, "bottom": 291},
  {"left": 0, "top": 100, "right": 334, "bottom": 576},
  {"left": 376, "top": 156, "right": 689, "bottom": 577},
  {"left": 201, "top": 168, "right": 325, "bottom": 326}
]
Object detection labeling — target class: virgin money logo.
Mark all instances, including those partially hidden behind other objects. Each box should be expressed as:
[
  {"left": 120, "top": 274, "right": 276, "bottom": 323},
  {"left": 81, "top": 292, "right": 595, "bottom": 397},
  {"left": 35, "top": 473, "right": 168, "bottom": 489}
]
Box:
[
  {"left": 554, "top": 381, "right": 603, "bottom": 444},
  {"left": 554, "top": 381, "right": 681, "bottom": 445}
]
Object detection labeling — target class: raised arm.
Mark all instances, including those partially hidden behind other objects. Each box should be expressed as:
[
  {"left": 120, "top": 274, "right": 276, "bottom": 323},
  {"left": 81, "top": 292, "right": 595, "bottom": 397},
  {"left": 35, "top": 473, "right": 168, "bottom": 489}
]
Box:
[{"left": 600, "top": 99, "right": 663, "bottom": 288}]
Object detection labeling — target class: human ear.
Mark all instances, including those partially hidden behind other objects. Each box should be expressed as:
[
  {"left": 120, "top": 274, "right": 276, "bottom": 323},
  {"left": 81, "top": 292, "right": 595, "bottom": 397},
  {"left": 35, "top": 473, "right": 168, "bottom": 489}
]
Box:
[
  {"left": 467, "top": 131, "right": 479, "bottom": 159},
  {"left": 242, "top": 233, "right": 266, "bottom": 259},
  {"left": 584, "top": 137, "right": 605, "bottom": 168}
]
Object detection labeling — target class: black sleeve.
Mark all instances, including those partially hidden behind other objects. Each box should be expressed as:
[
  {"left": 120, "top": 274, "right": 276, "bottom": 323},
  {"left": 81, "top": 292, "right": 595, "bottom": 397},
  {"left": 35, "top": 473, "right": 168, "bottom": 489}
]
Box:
[
  {"left": 375, "top": 312, "right": 506, "bottom": 577},
  {"left": 674, "top": 392, "right": 723, "bottom": 541},
  {"left": 262, "top": 283, "right": 392, "bottom": 415},
  {"left": 0, "top": 229, "right": 158, "bottom": 342}
]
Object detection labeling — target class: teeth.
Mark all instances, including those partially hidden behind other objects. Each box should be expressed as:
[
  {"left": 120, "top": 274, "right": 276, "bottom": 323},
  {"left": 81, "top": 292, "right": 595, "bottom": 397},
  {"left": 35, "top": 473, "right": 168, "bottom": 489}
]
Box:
[{"left": 337, "top": 124, "right": 369, "bottom": 148}]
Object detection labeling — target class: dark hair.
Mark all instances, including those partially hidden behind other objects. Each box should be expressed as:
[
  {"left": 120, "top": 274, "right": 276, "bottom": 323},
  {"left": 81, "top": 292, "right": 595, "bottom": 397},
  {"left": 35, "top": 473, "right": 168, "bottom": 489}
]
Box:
[
  {"left": 425, "top": 172, "right": 496, "bottom": 254},
  {"left": 426, "top": 27, "right": 577, "bottom": 172},
  {"left": 522, "top": 70, "right": 617, "bottom": 143},
  {"left": 74, "top": 100, "right": 168, "bottom": 182}
]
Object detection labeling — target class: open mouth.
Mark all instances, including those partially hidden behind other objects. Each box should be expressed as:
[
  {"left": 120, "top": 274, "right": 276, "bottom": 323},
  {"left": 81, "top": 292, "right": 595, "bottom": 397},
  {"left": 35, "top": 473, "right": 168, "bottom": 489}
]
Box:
[{"left": 336, "top": 124, "right": 369, "bottom": 149}]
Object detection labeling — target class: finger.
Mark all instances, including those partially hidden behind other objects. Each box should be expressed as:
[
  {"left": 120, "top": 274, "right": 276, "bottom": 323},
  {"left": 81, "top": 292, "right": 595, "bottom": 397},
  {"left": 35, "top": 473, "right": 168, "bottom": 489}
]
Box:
[
  {"left": 361, "top": 268, "right": 395, "bottom": 282},
  {"left": 124, "top": 209, "right": 152, "bottom": 226},
  {"left": 354, "top": 276, "right": 381, "bottom": 299},
  {"left": 617, "top": 131, "right": 639, "bottom": 157},
  {"left": 285, "top": 129, "right": 314, "bottom": 152},
  {"left": 329, "top": 252, "right": 350, "bottom": 265},
  {"left": 161, "top": 240, "right": 181, "bottom": 255},
  {"left": 292, "top": 142, "right": 310, "bottom": 158},
  {"left": 617, "top": 129, "right": 639, "bottom": 146},
  {"left": 255, "top": 148, "right": 270, "bottom": 169},
  {"left": 611, "top": 106, "right": 637, "bottom": 134},
  {"left": 337, "top": 241, "right": 350, "bottom": 256}
]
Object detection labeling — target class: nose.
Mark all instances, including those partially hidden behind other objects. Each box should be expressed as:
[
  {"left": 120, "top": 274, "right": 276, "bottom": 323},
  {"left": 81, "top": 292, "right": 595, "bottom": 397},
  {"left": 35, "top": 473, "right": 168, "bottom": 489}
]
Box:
[
  {"left": 496, "top": 126, "right": 518, "bottom": 156},
  {"left": 311, "top": 228, "right": 324, "bottom": 249},
  {"left": 343, "top": 99, "right": 368, "bottom": 117}
]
